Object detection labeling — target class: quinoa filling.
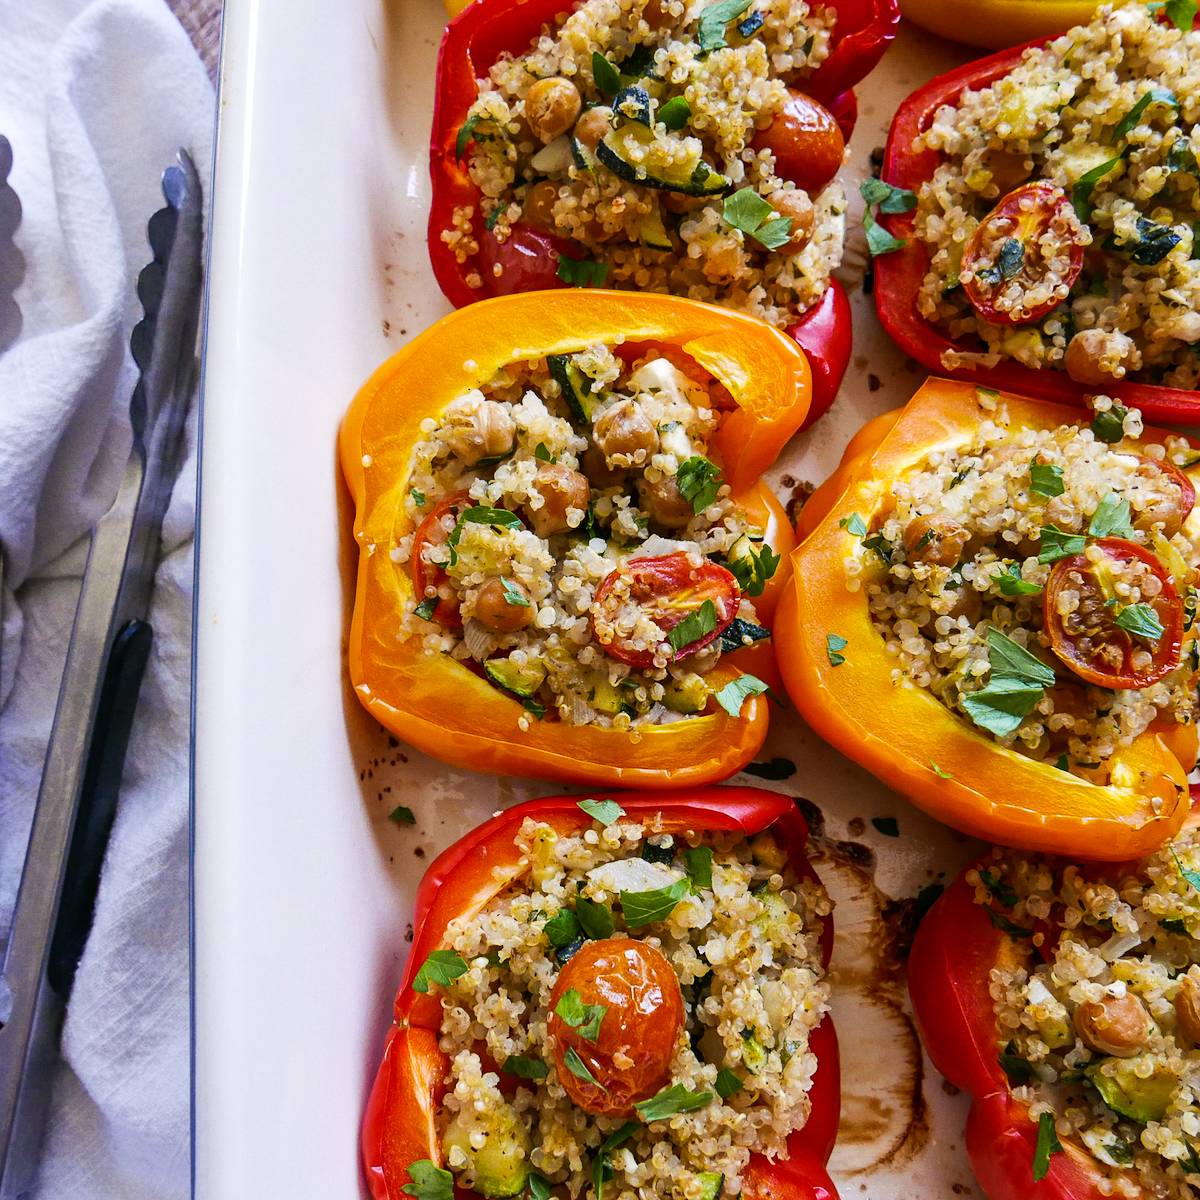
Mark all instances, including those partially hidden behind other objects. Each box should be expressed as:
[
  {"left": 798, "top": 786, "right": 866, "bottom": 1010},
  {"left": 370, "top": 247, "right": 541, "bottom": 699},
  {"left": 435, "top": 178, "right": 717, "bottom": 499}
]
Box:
[
  {"left": 415, "top": 811, "right": 831, "bottom": 1200},
  {"left": 392, "top": 344, "right": 779, "bottom": 730},
  {"left": 977, "top": 831, "right": 1200, "bottom": 1197},
  {"left": 445, "top": 0, "right": 847, "bottom": 327},
  {"left": 848, "top": 393, "right": 1200, "bottom": 776},
  {"left": 911, "top": 3, "right": 1200, "bottom": 389}
]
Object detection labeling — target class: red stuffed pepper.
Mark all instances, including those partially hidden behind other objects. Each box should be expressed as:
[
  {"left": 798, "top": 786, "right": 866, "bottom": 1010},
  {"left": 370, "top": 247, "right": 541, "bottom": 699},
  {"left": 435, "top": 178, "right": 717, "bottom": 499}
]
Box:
[
  {"left": 429, "top": 0, "right": 899, "bottom": 426},
  {"left": 364, "top": 789, "right": 841, "bottom": 1200},
  {"left": 910, "top": 816, "right": 1200, "bottom": 1198},
  {"left": 874, "top": 5, "right": 1200, "bottom": 426}
]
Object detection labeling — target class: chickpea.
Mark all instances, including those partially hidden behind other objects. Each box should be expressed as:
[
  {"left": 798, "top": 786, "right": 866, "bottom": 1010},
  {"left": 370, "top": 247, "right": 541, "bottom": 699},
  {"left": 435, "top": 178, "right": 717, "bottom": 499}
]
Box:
[
  {"left": 1074, "top": 993, "right": 1149, "bottom": 1057},
  {"left": 1064, "top": 328, "right": 1135, "bottom": 387},
  {"left": 526, "top": 77, "right": 582, "bottom": 143},
  {"left": 573, "top": 107, "right": 612, "bottom": 152},
  {"left": 638, "top": 475, "right": 694, "bottom": 530},
  {"left": 767, "top": 188, "right": 815, "bottom": 253},
  {"left": 751, "top": 90, "right": 844, "bottom": 195},
  {"left": 473, "top": 576, "right": 535, "bottom": 632},
  {"left": 593, "top": 400, "right": 658, "bottom": 465},
  {"left": 985, "top": 149, "right": 1032, "bottom": 195},
  {"left": 443, "top": 394, "right": 516, "bottom": 466},
  {"left": 1175, "top": 975, "right": 1200, "bottom": 1045},
  {"left": 640, "top": 0, "right": 671, "bottom": 28},
  {"left": 523, "top": 181, "right": 559, "bottom": 230},
  {"left": 904, "top": 515, "right": 970, "bottom": 567},
  {"left": 1132, "top": 459, "right": 1190, "bottom": 538},
  {"left": 581, "top": 443, "right": 625, "bottom": 488},
  {"left": 525, "top": 464, "right": 590, "bottom": 537}
]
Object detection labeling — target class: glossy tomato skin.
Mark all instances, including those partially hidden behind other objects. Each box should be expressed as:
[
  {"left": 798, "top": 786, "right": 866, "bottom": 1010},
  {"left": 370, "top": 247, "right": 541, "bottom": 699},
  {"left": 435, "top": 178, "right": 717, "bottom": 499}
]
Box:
[
  {"left": 591, "top": 554, "right": 741, "bottom": 669},
  {"left": 411, "top": 492, "right": 471, "bottom": 628},
  {"left": 1133, "top": 456, "right": 1196, "bottom": 537},
  {"left": 474, "top": 222, "right": 578, "bottom": 296},
  {"left": 751, "top": 90, "right": 846, "bottom": 195},
  {"left": 961, "top": 182, "right": 1086, "bottom": 326},
  {"left": 1044, "top": 537, "right": 1183, "bottom": 689},
  {"left": 548, "top": 937, "right": 684, "bottom": 1116}
]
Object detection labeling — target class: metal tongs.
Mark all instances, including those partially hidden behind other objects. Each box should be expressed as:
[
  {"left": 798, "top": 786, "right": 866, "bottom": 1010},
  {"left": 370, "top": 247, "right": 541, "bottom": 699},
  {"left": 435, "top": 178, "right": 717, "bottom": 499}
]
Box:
[{"left": 0, "top": 149, "right": 203, "bottom": 1198}]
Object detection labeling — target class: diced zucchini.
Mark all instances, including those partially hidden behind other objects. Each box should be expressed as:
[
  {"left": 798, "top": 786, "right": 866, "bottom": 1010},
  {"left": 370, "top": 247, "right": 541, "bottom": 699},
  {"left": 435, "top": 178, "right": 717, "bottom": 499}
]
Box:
[
  {"left": 663, "top": 673, "right": 709, "bottom": 714},
  {"left": 442, "top": 1103, "right": 531, "bottom": 1198},
  {"left": 595, "top": 123, "right": 729, "bottom": 196},
  {"left": 693, "top": 1173, "right": 723, "bottom": 1200},
  {"left": 548, "top": 354, "right": 600, "bottom": 424},
  {"left": 753, "top": 888, "right": 791, "bottom": 943},
  {"left": 1086, "top": 1057, "right": 1176, "bottom": 1124},
  {"left": 571, "top": 133, "right": 598, "bottom": 172},
  {"left": 740, "top": 1029, "right": 768, "bottom": 1073},
  {"left": 638, "top": 203, "right": 673, "bottom": 250},
  {"left": 719, "top": 617, "right": 770, "bottom": 653},
  {"left": 613, "top": 85, "right": 652, "bottom": 127},
  {"left": 484, "top": 656, "right": 547, "bottom": 699},
  {"left": 591, "top": 676, "right": 625, "bottom": 716}
]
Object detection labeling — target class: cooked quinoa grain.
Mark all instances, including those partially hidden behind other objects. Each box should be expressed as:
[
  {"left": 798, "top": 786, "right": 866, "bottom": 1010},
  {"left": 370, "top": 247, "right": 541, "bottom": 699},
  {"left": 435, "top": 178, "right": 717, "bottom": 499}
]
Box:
[
  {"left": 853, "top": 394, "right": 1200, "bottom": 776},
  {"left": 977, "top": 830, "right": 1200, "bottom": 1196},
  {"left": 422, "top": 815, "right": 832, "bottom": 1200},
  {"left": 446, "top": 0, "right": 847, "bottom": 327},
  {"left": 912, "top": 3, "right": 1200, "bottom": 388}
]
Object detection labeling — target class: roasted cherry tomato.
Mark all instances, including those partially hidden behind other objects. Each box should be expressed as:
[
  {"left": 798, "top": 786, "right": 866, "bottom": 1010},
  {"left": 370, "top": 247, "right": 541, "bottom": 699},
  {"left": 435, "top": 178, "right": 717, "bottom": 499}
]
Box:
[
  {"left": 547, "top": 937, "right": 684, "bottom": 1116},
  {"left": 1044, "top": 536, "right": 1183, "bottom": 689},
  {"left": 591, "top": 553, "right": 740, "bottom": 669},
  {"left": 410, "top": 491, "right": 471, "bottom": 628},
  {"left": 1131, "top": 456, "right": 1196, "bottom": 537},
  {"left": 475, "top": 221, "right": 577, "bottom": 296},
  {"left": 751, "top": 90, "right": 845, "bottom": 195},
  {"left": 961, "top": 182, "right": 1086, "bottom": 326}
]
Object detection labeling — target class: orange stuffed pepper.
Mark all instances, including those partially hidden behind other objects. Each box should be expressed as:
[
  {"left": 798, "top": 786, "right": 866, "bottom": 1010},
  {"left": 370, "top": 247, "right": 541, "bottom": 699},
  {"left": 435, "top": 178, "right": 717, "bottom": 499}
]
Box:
[
  {"left": 340, "top": 290, "right": 810, "bottom": 786},
  {"left": 777, "top": 377, "right": 1199, "bottom": 858}
]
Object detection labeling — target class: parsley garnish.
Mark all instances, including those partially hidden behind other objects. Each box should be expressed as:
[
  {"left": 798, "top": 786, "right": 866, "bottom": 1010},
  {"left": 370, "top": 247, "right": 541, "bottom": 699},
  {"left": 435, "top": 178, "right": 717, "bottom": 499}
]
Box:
[
  {"left": 684, "top": 846, "right": 714, "bottom": 889},
  {"left": 402, "top": 1160, "right": 454, "bottom": 1200},
  {"left": 592, "top": 1122, "right": 638, "bottom": 1200},
  {"left": 534, "top": 442, "right": 555, "bottom": 462},
  {"left": 859, "top": 179, "right": 914, "bottom": 256},
  {"left": 677, "top": 456, "right": 723, "bottom": 512},
  {"left": 1112, "top": 87, "right": 1178, "bottom": 144},
  {"left": 978, "top": 868, "right": 1019, "bottom": 907},
  {"left": 412, "top": 950, "right": 469, "bottom": 993},
  {"left": 997, "top": 562, "right": 1041, "bottom": 596},
  {"left": 714, "top": 1068, "right": 743, "bottom": 1099},
  {"left": 411, "top": 488, "right": 427, "bottom": 506},
  {"left": 635, "top": 1084, "right": 715, "bottom": 1122},
  {"left": 555, "top": 989, "right": 606, "bottom": 1042},
  {"left": 696, "top": 0, "right": 753, "bottom": 53},
  {"left": 1090, "top": 403, "right": 1128, "bottom": 443},
  {"left": 1114, "top": 602, "right": 1164, "bottom": 640},
  {"left": 1089, "top": 493, "right": 1133, "bottom": 538},
  {"left": 986, "top": 907, "right": 1034, "bottom": 938},
  {"left": 414, "top": 597, "right": 440, "bottom": 621},
  {"left": 576, "top": 898, "right": 615, "bottom": 939},
  {"left": 544, "top": 909, "right": 582, "bottom": 947},
  {"left": 1029, "top": 460, "right": 1064, "bottom": 497},
  {"left": 529, "top": 1176, "right": 552, "bottom": 1200},
  {"left": 503, "top": 1054, "right": 549, "bottom": 1080},
  {"left": 1171, "top": 845, "right": 1200, "bottom": 891},
  {"left": 998, "top": 1042, "right": 1036, "bottom": 1085},
  {"left": 728, "top": 539, "right": 781, "bottom": 596},
  {"left": 658, "top": 96, "right": 691, "bottom": 131},
  {"left": 557, "top": 254, "right": 610, "bottom": 287},
  {"left": 722, "top": 187, "right": 793, "bottom": 250},
  {"left": 1038, "top": 525, "right": 1087, "bottom": 563},
  {"left": 621, "top": 879, "right": 689, "bottom": 928},
  {"left": 826, "top": 632, "right": 848, "bottom": 666},
  {"left": 668, "top": 599, "right": 718, "bottom": 653},
  {"left": 564, "top": 1046, "right": 602, "bottom": 1086},
  {"left": 455, "top": 114, "right": 482, "bottom": 161},
  {"left": 578, "top": 798, "right": 625, "bottom": 826},
  {"left": 591, "top": 51, "right": 621, "bottom": 95},
  {"left": 447, "top": 506, "right": 523, "bottom": 565},
  {"left": 961, "top": 627, "right": 1054, "bottom": 738},
  {"left": 713, "top": 672, "right": 769, "bottom": 716},
  {"left": 839, "top": 512, "right": 868, "bottom": 537},
  {"left": 1032, "top": 1112, "right": 1063, "bottom": 1182},
  {"left": 1072, "top": 155, "right": 1122, "bottom": 221},
  {"left": 501, "top": 577, "right": 531, "bottom": 607}
]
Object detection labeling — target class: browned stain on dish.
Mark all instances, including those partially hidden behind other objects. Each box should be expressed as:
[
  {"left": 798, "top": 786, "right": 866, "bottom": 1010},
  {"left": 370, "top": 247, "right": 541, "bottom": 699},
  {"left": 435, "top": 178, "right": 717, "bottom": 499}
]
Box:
[
  {"left": 794, "top": 797, "right": 933, "bottom": 1174},
  {"left": 786, "top": 480, "right": 817, "bottom": 525}
]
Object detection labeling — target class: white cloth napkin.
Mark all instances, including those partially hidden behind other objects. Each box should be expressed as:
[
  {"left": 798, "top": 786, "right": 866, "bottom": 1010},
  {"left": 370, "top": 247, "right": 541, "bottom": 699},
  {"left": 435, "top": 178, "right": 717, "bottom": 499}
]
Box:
[{"left": 0, "top": 1, "right": 212, "bottom": 1195}]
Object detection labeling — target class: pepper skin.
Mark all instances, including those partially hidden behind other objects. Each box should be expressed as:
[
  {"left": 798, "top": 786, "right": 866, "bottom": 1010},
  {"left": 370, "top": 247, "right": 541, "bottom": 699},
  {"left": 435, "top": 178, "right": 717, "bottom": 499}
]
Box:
[
  {"left": 909, "top": 867, "right": 1142, "bottom": 1199},
  {"left": 874, "top": 41, "right": 1200, "bottom": 426},
  {"left": 898, "top": 0, "right": 1101, "bottom": 50},
  {"left": 428, "top": 0, "right": 899, "bottom": 426},
  {"left": 340, "top": 290, "right": 809, "bottom": 787},
  {"left": 776, "top": 377, "right": 1196, "bottom": 858},
  {"left": 362, "top": 789, "right": 842, "bottom": 1200}
]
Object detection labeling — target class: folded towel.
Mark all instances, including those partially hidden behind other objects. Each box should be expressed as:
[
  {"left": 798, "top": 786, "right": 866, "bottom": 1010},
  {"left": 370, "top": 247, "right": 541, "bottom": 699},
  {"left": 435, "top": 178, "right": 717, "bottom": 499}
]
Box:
[{"left": 0, "top": 1, "right": 212, "bottom": 1194}]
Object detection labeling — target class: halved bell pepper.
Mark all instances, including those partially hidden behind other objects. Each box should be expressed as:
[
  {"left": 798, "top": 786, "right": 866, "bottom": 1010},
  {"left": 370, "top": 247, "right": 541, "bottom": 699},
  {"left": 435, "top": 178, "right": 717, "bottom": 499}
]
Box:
[
  {"left": 776, "top": 376, "right": 1196, "bottom": 858},
  {"left": 897, "top": 0, "right": 1101, "bottom": 50},
  {"left": 361, "top": 788, "right": 842, "bottom": 1200},
  {"left": 340, "top": 290, "right": 809, "bottom": 786},
  {"left": 874, "top": 40, "right": 1200, "bottom": 426},
  {"left": 908, "top": 849, "right": 1189, "bottom": 1199},
  {"left": 428, "top": 0, "right": 899, "bottom": 426}
]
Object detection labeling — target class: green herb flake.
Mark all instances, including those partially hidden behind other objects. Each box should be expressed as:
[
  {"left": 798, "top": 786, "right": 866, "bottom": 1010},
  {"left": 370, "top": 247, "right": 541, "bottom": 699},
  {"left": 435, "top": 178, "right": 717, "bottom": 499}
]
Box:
[
  {"left": 564, "top": 1045, "right": 602, "bottom": 1087},
  {"left": 388, "top": 805, "right": 416, "bottom": 825},
  {"left": 1114, "top": 602, "right": 1165, "bottom": 640},
  {"left": 713, "top": 673, "right": 769, "bottom": 716},
  {"left": 998, "top": 1043, "right": 1036, "bottom": 1085},
  {"left": 987, "top": 627, "right": 1055, "bottom": 686},
  {"left": 578, "top": 798, "right": 626, "bottom": 827},
  {"left": 576, "top": 898, "right": 616, "bottom": 940},
  {"left": 963, "top": 677, "right": 1045, "bottom": 738},
  {"left": 1072, "top": 155, "right": 1122, "bottom": 221},
  {"left": 411, "top": 488, "right": 427, "bottom": 506},
  {"left": 455, "top": 114, "right": 482, "bottom": 162},
  {"left": 658, "top": 96, "right": 691, "bottom": 131},
  {"left": 500, "top": 577, "right": 531, "bottom": 608},
  {"left": 557, "top": 254, "right": 610, "bottom": 287},
  {"left": 1033, "top": 1111, "right": 1063, "bottom": 1182},
  {"left": 1038, "top": 525, "right": 1087, "bottom": 563},
  {"left": 634, "top": 1083, "right": 716, "bottom": 1122},
  {"left": 555, "top": 988, "right": 607, "bottom": 1041},
  {"left": 621, "top": 878, "right": 690, "bottom": 928},
  {"left": 1162, "top": 0, "right": 1198, "bottom": 29},
  {"left": 860, "top": 177, "right": 917, "bottom": 214},
  {"left": 727, "top": 540, "right": 781, "bottom": 596},
  {"left": 592, "top": 1122, "right": 639, "bottom": 1200},
  {"left": 1089, "top": 493, "right": 1134, "bottom": 538},
  {"left": 986, "top": 907, "right": 1034, "bottom": 939},
  {"left": 997, "top": 562, "right": 1041, "bottom": 597},
  {"left": 592, "top": 51, "right": 622, "bottom": 95},
  {"left": 684, "top": 846, "right": 714, "bottom": 890},
  {"left": 414, "top": 597, "right": 440, "bottom": 621},
  {"left": 1030, "top": 461, "right": 1065, "bottom": 498},
  {"left": 412, "top": 950, "right": 469, "bottom": 994},
  {"left": 825, "top": 632, "right": 848, "bottom": 666},
  {"left": 721, "top": 187, "right": 793, "bottom": 250},
  {"left": 1171, "top": 845, "right": 1200, "bottom": 892},
  {"left": 544, "top": 909, "right": 582, "bottom": 948},
  {"left": 529, "top": 1175, "right": 552, "bottom": 1200},
  {"left": 930, "top": 761, "right": 953, "bottom": 779},
  {"left": 534, "top": 442, "right": 555, "bottom": 462},
  {"left": 1112, "top": 86, "right": 1179, "bottom": 144},
  {"left": 714, "top": 1068, "right": 744, "bottom": 1099},
  {"left": 677, "top": 456, "right": 724, "bottom": 512},
  {"left": 978, "top": 868, "right": 1019, "bottom": 908},
  {"left": 1090, "top": 403, "right": 1129, "bottom": 443},
  {"left": 696, "top": 0, "right": 753, "bottom": 53},
  {"left": 503, "top": 1054, "right": 549, "bottom": 1081},
  {"left": 402, "top": 1160, "right": 455, "bottom": 1200},
  {"left": 861, "top": 533, "right": 895, "bottom": 563},
  {"left": 872, "top": 816, "right": 899, "bottom": 837},
  {"left": 839, "top": 512, "right": 868, "bottom": 538},
  {"left": 863, "top": 206, "right": 907, "bottom": 257},
  {"left": 668, "top": 599, "right": 719, "bottom": 653},
  {"left": 485, "top": 204, "right": 506, "bottom": 232},
  {"left": 524, "top": 696, "right": 547, "bottom": 720}
]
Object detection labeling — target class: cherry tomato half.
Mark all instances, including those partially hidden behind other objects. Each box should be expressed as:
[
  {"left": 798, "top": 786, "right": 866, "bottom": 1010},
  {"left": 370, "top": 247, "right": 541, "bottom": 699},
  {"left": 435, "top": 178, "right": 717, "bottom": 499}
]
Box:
[
  {"left": 476, "top": 221, "right": 576, "bottom": 296},
  {"left": 750, "top": 89, "right": 845, "bottom": 196},
  {"left": 548, "top": 937, "right": 684, "bottom": 1116},
  {"left": 1131, "top": 456, "right": 1196, "bottom": 538},
  {"left": 590, "top": 553, "right": 741, "bottom": 669},
  {"left": 410, "top": 491, "right": 471, "bottom": 628},
  {"left": 1044, "top": 537, "right": 1183, "bottom": 689},
  {"left": 961, "top": 182, "right": 1086, "bottom": 326}
]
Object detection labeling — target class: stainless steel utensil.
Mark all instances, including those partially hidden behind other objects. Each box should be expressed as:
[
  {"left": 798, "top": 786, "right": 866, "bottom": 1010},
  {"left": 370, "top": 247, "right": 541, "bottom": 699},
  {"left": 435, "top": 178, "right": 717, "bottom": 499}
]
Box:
[{"left": 0, "top": 148, "right": 203, "bottom": 1199}]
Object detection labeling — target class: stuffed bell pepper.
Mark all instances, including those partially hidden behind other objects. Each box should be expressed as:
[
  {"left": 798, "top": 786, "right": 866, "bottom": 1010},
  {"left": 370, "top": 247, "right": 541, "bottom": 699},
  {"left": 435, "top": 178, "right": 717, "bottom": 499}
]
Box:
[
  {"left": 910, "top": 813, "right": 1200, "bottom": 1198},
  {"left": 874, "top": 3, "right": 1200, "bottom": 424},
  {"left": 429, "top": 0, "right": 900, "bottom": 424},
  {"left": 362, "top": 789, "right": 841, "bottom": 1200},
  {"left": 897, "top": 0, "right": 1101, "bottom": 50},
  {"left": 777, "top": 377, "right": 1199, "bottom": 857},
  {"left": 340, "top": 290, "right": 809, "bottom": 786}
]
